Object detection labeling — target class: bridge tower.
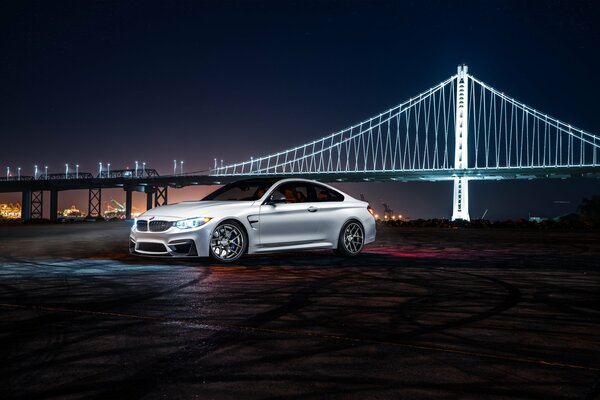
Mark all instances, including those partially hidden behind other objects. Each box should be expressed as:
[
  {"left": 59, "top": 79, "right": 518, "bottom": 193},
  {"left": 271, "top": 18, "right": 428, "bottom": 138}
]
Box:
[{"left": 452, "top": 65, "right": 470, "bottom": 221}]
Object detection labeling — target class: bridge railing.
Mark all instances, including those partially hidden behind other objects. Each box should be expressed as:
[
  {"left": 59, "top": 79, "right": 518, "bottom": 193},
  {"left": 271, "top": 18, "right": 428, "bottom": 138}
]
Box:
[
  {"left": 0, "top": 168, "right": 160, "bottom": 182},
  {"left": 97, "top": 169, "right": 159, "bottom": 179},
  {"left": 0, "top": 176, "right": 35, "bottom": 182}
]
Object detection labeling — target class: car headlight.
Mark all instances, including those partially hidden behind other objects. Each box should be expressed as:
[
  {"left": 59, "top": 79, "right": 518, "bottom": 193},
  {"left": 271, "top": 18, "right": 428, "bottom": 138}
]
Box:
[{"left": 174, "top": 217, "right": 212, "bottom": 229}]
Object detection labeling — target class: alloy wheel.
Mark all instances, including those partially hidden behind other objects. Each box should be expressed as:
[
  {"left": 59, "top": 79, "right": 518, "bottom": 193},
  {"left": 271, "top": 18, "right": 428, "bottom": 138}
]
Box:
[
  {"left": 343, "top": 222, "right": 364, "bottom": 254},
  {"left": 210, "top": 223, "right": 245, "bottom": 261}
]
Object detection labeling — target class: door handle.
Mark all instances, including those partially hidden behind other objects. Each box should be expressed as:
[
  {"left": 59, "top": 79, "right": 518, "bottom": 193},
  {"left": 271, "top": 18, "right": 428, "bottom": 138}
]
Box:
[{"left": 307, "top": 206, "right": 318, "bottom": 213}]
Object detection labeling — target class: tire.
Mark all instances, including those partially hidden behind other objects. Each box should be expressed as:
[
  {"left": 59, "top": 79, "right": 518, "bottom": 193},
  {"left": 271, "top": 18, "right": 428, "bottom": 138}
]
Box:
[
  {"left": 334, "top": 220, "right": 365, "bottom": 257},
  {"left": 209, "top": 220, "right": 248, "bottom": 263}
]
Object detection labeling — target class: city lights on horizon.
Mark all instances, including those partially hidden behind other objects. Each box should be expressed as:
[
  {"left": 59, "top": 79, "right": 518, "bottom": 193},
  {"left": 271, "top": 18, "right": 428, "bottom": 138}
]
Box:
[{"left": 382, "top": 214, "right": 403, "bottom": 221}]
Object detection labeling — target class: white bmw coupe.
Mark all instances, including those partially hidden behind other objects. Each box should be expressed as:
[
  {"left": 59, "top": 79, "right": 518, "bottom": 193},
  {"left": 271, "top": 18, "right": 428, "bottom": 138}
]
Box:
[{"left": 130, "top": 178, "right": 376, "bottom": 263}]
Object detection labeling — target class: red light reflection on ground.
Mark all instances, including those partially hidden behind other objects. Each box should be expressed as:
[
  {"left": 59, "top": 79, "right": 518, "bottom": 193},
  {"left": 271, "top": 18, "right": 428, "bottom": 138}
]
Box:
[{"left": 365, "top": 246, "right": 469, "bottom": 259}]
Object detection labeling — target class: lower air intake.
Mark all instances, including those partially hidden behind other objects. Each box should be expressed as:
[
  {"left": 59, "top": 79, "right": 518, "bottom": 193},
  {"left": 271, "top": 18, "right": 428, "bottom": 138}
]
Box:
[{"left": 137, "top": 242, "right": 168, "bottom": 253}]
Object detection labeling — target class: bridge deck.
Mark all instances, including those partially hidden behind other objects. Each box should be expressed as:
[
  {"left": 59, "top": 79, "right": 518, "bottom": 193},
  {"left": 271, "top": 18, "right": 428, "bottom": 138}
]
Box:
[{"left": 0, "top": 167, "right": 599, "bottom": 193}]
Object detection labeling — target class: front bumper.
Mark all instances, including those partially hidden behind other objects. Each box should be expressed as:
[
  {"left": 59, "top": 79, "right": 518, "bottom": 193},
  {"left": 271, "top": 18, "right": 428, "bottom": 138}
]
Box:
[{"left": 129, "top": 223, "right": 212, "bottom": 258}]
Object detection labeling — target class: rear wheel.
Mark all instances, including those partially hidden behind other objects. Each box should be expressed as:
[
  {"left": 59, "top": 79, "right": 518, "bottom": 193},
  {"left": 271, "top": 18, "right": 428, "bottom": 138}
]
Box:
[
  {"left": 334, "top": 220, "right": 364, "bottom": 257},
  {"left": 209, "top": 221, "right": 247, "bottom": 263}
]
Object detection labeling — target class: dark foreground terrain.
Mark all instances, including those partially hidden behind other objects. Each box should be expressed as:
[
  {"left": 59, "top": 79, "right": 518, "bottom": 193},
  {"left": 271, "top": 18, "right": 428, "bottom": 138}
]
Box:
[{"left": 0, "top": 222, "right": 599, "bottom": 399}]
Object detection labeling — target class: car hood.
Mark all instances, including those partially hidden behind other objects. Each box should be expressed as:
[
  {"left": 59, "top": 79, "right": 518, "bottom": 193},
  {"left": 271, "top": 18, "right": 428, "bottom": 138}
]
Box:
[{"left": 140, "top": 201, "right": 255, "bottom": 219}]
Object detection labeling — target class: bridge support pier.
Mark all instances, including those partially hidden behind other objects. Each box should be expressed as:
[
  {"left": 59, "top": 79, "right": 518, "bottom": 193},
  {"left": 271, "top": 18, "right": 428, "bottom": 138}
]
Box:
[
  {"left": 50, "top": 190, "right": 58, "bottom": 222},
  {"left": 154, "top": 186, "right": 168, "bottom": 207},
  {"left": 88, "top": 188, "right": 102, "bottom": 218},
  {"left": 125, "top": 189, "right": 132, "bottom": 220},
  {"left": 20, "top": 190, "right": 45, "bottom": 221},
  {"left": 21, "top": 190, "right": 32, "bottom": 222},
  {"left": 31, "top": 191, "right": 43, "bottom": 219},
  {"left": 452, "top": 65, "right": 471, "bottom": 221},
  {"left": 452, "top": 178, "right": 470, "bottom": 221}
]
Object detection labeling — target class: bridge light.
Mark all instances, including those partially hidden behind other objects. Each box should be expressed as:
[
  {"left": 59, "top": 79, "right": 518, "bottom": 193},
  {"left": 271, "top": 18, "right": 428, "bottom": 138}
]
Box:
[
  {"left": 34, "top": 165, "right": 38, "bottom": 179},
  {"left": 45, "top": 166, "right": 48, "bottom": 179},
  {"left": 17, "top": 167, "right": 21, "bottom": 181},
  {"left": 135, "top": 161, "right": 139, "bottom": 177},
  {"left": 76, "top": 164, "right": 79, "bottom": 179},
  {"left": 107, "top": 163, "right": 111, "bottom": 177},
  {"left": 142, "top": 162, "right": 145, "bottom": 176},
  {"left": 65, "top": 163, "right": 69, "bottom": 178}
]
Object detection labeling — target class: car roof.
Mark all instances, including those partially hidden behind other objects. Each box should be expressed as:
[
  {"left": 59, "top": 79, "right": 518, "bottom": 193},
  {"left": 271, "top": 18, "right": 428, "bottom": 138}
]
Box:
[
  {"left": 232, "top": 177, "right": 353, "bottom": 198},
  {"left": 232, "top": 177, "right": 324, "bottom": 185}
]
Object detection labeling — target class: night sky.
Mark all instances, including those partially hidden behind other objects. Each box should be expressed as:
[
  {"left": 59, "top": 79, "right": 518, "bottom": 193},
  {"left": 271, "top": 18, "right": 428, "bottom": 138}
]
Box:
[{"left": 1, "top": 0, "right": 599, "bottom": 219}]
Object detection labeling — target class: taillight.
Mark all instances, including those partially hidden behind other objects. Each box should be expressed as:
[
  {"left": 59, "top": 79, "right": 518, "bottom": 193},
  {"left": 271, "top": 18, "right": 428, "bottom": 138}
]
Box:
[{"left": 367, "top": 205, "right": 375, "bottom": 217}]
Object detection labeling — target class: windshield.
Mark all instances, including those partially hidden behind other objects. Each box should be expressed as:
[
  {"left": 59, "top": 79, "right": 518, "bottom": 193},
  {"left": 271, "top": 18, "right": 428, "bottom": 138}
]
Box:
[{"left": 202, "top": 180, "right": 278, "bottom": 201}]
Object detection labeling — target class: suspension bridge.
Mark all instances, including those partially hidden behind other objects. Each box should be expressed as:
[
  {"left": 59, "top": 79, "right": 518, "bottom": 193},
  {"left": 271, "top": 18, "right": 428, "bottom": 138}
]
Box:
[
  {"left": 1, "top": 65, "right": 599, "bottom": 221},
  {"left": 211, "top": 65, "right": 600, "bottom": 220}
]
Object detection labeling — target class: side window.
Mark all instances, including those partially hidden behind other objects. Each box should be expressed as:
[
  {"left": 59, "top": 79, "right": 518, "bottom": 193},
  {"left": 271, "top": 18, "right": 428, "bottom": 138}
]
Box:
[
  {"left": 272, "top": 182, "right": 310, "bottom": 203},
  {"left": 313, "top": 184, "right": 344, "bottom": 202},
  {"left": 294, "top": 185, "right": 309, "bottom": 203}
]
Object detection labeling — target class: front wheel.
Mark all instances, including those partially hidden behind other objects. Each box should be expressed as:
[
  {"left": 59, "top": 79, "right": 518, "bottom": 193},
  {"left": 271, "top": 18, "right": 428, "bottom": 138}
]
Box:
[
  {"left": 334, "top": 220, "right": 365, "bottom": 257},
  {"left": 209, "top": 221, "right": 247, "bottom": 263}
]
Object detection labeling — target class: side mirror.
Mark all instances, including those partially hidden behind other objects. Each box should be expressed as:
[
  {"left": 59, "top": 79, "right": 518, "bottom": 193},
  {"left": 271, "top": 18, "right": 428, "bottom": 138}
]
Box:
[{"left": 266, "top": 193, "right": 287, "bottom": 205}]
